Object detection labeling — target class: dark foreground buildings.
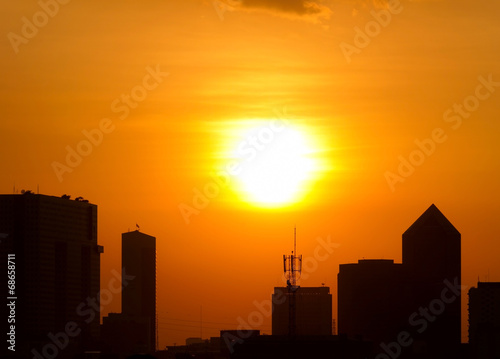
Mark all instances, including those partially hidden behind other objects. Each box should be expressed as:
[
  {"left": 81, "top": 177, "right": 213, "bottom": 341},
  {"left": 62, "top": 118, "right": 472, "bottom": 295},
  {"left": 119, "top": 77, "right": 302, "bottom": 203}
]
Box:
[
  {"left": 1, "top": 195, "right": 484, "bottom": 359},
  {"left": 468, "top": 282, "right": 500, "bottom": 359},
  {"left": 230, "top": 335, "right": 372, "bottom": 359},
  {"left": 157, "top": 330, "right": 372, "bottom": 359},
  {"left": 0, "top": 193, "right": 103, "bottom": 359},
  {"left": 338, "top": 204, "right": 462, "bottom": 358}
]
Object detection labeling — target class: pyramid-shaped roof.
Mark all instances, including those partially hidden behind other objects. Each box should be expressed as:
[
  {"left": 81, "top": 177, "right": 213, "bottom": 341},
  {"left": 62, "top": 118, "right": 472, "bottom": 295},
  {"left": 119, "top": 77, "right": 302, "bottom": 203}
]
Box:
[{"left": 403, "top": 204, "right": 460, "bottom": 236}]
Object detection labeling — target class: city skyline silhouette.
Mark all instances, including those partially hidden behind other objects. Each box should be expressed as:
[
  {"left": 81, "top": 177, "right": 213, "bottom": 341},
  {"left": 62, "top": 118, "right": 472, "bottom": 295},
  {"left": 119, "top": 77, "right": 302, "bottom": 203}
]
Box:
[{"left": 1, "top": 192, "right": 499, "bottom": 358}]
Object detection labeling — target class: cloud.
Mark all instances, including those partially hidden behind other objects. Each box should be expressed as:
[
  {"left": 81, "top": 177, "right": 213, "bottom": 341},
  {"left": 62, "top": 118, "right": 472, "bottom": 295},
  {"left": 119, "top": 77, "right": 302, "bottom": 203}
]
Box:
[
  {"left": 240, "top": 0, "right": 327, "bottom": 15},
  {"left": 221, "top": 0, "right": 333, "bottom": 24}
]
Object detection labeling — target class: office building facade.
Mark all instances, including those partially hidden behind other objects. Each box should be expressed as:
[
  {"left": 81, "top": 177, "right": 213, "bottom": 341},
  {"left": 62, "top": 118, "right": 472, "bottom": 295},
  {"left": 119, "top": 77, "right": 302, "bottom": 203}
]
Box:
[
  {"left": 121, "top": 230, "right": 157, "bottom": 353},
  {"left": 272, "top": 286, "right": 332, "bottom": 336},
  {"left": 0, "top": 193, "right": 102, "bottom": 358}
]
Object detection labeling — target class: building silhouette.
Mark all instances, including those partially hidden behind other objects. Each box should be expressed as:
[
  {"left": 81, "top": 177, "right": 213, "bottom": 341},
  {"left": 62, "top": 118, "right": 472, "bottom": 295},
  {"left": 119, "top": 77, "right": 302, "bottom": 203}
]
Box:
[
  {"left": 272, "top": 286, "right": 332, "bottom": 336},
  {"left": 102, "top": 230, "right": 156, "bottom": 357},
  {"left": 403, "top": 203, "right": 461, "bottom": 353},
  {"left": 122, "top": 230, "right": 156, "bottom": 352},
  {"left": 468, "top": 282, "right": 500, "bottom": 359},
  {"left": 338, "top": 259, "right": 410, "bottom": 344},
  {"left": 101, "top": 312, "right": 152, "bottom": 357},
  {"left": 338, "top": 204, "right": 461, "bottom": 357},
  {"left": 230, "top": 334, "right": 372, "bottom": 359},
  {"left": 161, "top": 335, "right": 224, "bottom": 359},
  {"left": 0, "top": 193, "right": 103, "bottom": 358}
]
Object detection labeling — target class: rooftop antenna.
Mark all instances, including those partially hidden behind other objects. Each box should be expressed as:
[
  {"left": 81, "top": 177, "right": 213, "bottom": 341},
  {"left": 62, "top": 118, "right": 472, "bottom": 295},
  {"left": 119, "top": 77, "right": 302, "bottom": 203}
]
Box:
[
  {"left": 283, "top": 226, "right": 302, "bottom": 337},
  {"left": 294, "top": 226, "right": 296, "bottom": 255}
]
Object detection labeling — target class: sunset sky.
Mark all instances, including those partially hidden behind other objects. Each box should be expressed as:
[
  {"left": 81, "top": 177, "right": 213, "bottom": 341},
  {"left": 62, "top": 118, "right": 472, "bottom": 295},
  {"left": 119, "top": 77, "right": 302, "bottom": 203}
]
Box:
[{"left": 1, "top": 0, "right": 500, "bottom": 347}]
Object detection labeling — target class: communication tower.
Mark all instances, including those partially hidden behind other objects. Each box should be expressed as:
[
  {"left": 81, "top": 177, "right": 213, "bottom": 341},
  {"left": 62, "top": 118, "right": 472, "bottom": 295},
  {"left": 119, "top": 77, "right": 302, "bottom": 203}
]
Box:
[{"left": 283, "top": 227, "right": 302, "bottom": 336}]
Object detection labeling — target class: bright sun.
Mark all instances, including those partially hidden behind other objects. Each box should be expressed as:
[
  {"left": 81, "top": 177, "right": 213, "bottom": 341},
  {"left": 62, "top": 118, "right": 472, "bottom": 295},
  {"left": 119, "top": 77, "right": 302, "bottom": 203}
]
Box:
[{"left": 226, "top": 120, "right": 321, "bottom": 208}]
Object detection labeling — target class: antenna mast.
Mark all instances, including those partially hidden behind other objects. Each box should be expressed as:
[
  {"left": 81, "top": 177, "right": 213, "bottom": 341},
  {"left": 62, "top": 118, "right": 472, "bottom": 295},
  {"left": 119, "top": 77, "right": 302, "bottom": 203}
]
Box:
[
  {"left": 294, "top": 226, "right": 296, "bottom": 258},
  {"left": 283, "top": 227, "right": 302, "bottom": 337}
]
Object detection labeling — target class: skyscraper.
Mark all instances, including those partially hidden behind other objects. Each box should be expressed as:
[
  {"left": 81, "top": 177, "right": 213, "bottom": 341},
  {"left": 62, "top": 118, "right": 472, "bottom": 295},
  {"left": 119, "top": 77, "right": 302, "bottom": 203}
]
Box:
[
  {"left": 0, "top": 192, "right": 103, "bottom": 359},
  {"left": 121, "top": 230, "right": 157, "bottom": 353},
  {"left": 402, "top": 203, "right": 461, "bottom": 351}
]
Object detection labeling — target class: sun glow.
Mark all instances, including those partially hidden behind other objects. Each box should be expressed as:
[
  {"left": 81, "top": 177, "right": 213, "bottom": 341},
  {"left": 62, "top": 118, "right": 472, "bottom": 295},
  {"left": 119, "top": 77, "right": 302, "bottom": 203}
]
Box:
[{"left": 224, "top": 120, "right": 323, "bottom": 208}]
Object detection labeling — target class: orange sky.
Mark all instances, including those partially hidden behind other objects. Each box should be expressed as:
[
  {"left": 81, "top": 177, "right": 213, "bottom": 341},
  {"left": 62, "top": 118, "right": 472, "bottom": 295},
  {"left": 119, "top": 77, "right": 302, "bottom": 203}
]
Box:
[{"left": 1, "top": 0, "right": 500, "bottom": 347}]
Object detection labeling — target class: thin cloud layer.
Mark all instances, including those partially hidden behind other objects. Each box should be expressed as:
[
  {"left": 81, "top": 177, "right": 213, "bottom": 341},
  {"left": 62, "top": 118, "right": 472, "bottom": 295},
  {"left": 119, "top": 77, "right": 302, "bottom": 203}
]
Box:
[
  {"left": 240, "top": 0, "right": 327, "bottom": 15},
  {"left": 223, "top": 0, "right": 332, "bottom": 24}
]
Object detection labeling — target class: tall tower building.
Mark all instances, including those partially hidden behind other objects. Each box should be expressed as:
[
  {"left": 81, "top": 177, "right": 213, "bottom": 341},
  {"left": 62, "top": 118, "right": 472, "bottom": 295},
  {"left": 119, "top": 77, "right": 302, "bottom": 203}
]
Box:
[
  {"left": 0, "top": 193, "right": 102, "bottom": 359},
  {"left": 121, "top": 230, "right": 156, "bottom": 353},
  {"left": 402, "top": 204, "right": 461, "bottom": 349},
  {"left": 403, "top": 204, "right": 461, "bottom": 289}
]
